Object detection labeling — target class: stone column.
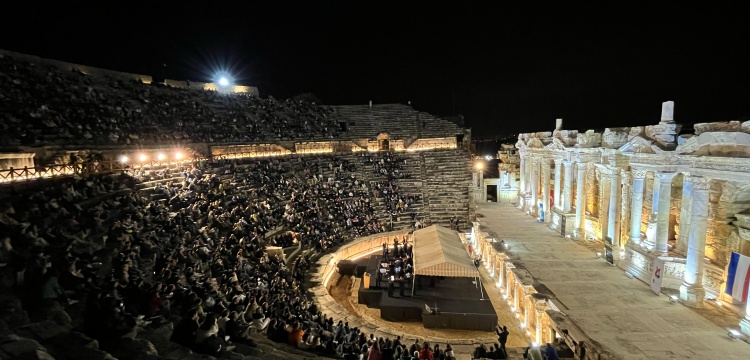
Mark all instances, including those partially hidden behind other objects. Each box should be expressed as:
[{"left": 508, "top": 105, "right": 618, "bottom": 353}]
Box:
[
  {"left": 742, "top": 301, "right": 750, "bottom": 337},
  {"left": 525, "top": 156, "right": 532, "bottom": 194},
  {"left": 574, "top": 163, "right": 587, "bottom": 239},
  {"left": 628, "top": 170, "right": 646, "bottom": 245},
  {"left": 519, "top": 155, "right": 527, "bottom": 194},
  {"left": 530, "top": 158, "right": 539, "bottom": 215},
  {"left": 553, "top": 159, "right": 562, "bottom": 210},
  {"left": 679, "top": 176, "right": 710, "bottom": 307},
  {"left": 654, "top": 172, "right": 677, "bottom": 255},
  {"left": 542, "top": 159, "right": 551, "bottom": 222},
  {"left": 562, "top": 161, "right": 574, "bottom": 212},
  {"left": 606, "top": 169, "right": 620, "bottom": 244},
  {"left": 676, "top": 175, "right": 693, "bottom": 254}
]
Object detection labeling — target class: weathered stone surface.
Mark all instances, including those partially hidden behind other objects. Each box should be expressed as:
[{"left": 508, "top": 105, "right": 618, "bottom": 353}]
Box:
[
  {"left": 694, "top": 121, "right": 741, "bottom": 134},
  {"left": 576, "top": 130, "right": 601, "bottom": 148}
]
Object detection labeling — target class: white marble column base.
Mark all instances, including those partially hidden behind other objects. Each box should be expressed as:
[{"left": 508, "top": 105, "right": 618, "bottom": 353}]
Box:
[
  {"left": 679, "top": 283, "right": 705, "bottom": 308},
  {"left": 740, "top": 318, "right": 750, "bottom": 337}
]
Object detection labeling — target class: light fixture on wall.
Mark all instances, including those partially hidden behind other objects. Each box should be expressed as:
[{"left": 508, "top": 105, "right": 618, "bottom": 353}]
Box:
[
  {"left": 668, "top": 295, "right": 679, "bottom": 304},
  {"left": 595, "top": 252, "right": 602, "bottom": 258}
]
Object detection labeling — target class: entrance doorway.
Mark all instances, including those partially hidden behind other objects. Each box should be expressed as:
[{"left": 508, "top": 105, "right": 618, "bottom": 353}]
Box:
[
  {"left": 486, "top": 185, "right": 497, "bottom": 202},
  {"left": 379, "top": 139, "right": 390, "bottom": 151}
]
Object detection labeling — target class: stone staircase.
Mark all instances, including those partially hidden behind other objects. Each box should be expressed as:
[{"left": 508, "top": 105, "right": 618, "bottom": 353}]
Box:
[
  {"left": 420, "top": 149, "right": 473, "bottom": 226},
  {"left": 333, "top": 104, "right": 464, "bottom": 140}
]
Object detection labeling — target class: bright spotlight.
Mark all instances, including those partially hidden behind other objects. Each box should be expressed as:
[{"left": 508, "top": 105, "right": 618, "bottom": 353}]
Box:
[
  {"left": 139, "top": 154, "right": 148, "bottom": 162},
  {"left": 475, "top": 162, "right": 484, "bottom": 170},
  {"left": 120, "top": 155, "right": 128, "bottom": 163},
  {"left": 218, "top": 77, "right": 229, "bottom": 87},
  {"left": 175, "top": 152, "right": 184, "bottom": 160},
  {"left": 157, "top": 153, "right": 165, "bottom": 161}
]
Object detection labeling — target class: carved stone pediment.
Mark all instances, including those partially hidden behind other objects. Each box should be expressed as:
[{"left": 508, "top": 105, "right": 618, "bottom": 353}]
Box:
[
  {"left": 576, "top": 130, "right": 602, "bottom": 148},
  {"left": 527, "top": 138, "right": 545, "bottom": 148},
  {"left": 602, "top": 127, "right": 630, "bottom": 149},
  {"left": 694, "top": 121, "right": 742, "bottom": 135},
  {"left": 546, "top": 137, "right": 566, "bottom": 150},
  {"left": 675, "top": 132, "right": 750, "bottom": 157},
  {"left": 554, "top": 129, "right": 578, "bottom": 146},
  {"left": 618, "top": 136, "right": 659, "bottom": 154}
]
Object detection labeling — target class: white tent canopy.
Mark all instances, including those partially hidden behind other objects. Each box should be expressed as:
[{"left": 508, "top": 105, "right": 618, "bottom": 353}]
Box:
[{"left": 412, "top": 225, "right": 478, "bottom": 278}]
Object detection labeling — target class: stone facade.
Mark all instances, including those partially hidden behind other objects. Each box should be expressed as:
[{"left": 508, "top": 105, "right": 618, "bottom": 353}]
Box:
[{"left": 513, "top": 103, "right": 750, "bottom": 337}]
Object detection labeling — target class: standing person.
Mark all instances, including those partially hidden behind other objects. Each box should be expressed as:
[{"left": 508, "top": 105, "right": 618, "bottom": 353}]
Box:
[
  {"left": 444, "top": 344, "right": 456, "bottom": 360},
  {"left": 367, "top": 341, "right": 382, "bottom": 360},
  {"left": 418, "top": 342, "right": 433, "bottom": 360},
  {"left": 545, "top": 343, "right": 560, "bottom": 360},
  {"left": 496, "top": 325, "right": 509, "bottom": 357}
]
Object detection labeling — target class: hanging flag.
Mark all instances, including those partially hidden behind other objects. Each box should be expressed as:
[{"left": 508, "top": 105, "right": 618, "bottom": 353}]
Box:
[{"left": 725, "top": 252, "right": 750, "bottom": 303}]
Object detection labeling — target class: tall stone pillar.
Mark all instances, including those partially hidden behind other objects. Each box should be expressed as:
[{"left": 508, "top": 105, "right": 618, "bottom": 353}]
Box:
[
  {"left": 655, "top": 172, "right": 677, "bottom": 255},
  {"left": 525, "top": 156, "right": 532, "bottom": 194},
  {"left": 519, "top": 155, "right": 527, "bottom": 194},
  {"left": 606, "top": 170, "right": 620, "bottom": 244},
  {"left": 574, "top": 163, "right": 587, "bottom": 239},
  {"left": 679, "top": 176, "right": 710, "bottom": 307},
  {"left": 562, "top": 161, "right": 573, "bottom": 212},
  {"left": 742, "top": 299, "right": 750, "bottom": 337},
  {"left": 628, "top": 170, "right": 646, "bottom": 245},
  {"left": 542, "top": 159, "right": 551, "bottom": 222},
  {"left": 530, "top": 158, "right": 539, "bottom": 215},
  {"left": 553, "top": 159, "right": 562, "bottom": 210},
  {"left": 676, "top": 175, "right": 693, "bottom": 254}
]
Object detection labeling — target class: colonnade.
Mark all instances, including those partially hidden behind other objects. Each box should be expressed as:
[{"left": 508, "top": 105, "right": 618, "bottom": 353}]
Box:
[{"left": 518, "top": 148, "right": 717, "bottom": 307}]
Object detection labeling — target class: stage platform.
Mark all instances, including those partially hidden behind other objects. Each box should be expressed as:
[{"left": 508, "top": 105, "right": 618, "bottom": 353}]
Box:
[{"left": 353, "top": 255, "right": 497, "bottom": 331}]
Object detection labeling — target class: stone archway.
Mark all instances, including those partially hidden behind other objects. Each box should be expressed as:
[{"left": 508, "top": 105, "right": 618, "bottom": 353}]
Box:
[{"left": 376, "top": 132, "right": 391, "bottom": 151}]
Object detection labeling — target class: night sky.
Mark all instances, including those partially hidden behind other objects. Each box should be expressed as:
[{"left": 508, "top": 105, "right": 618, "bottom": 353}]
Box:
[{"left": 2, "top": 1, "right": 749, "bottom": 139}]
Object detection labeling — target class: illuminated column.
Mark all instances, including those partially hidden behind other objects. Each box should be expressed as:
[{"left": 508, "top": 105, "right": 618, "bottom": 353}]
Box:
[
  {"left": 542, "top": 159, "right": 551, "bottom": 222},
  {"left": 530, "top": 158, "right": 539, "bottom": 215},
  {"left": 553, "top": 159, "right": 562, "bottom": 210},
  {"left": 606, "top": 169, "right": 620, "bottom": 243},
  {"left": 535, "top": 308, "right": 544, "bottom": 345},
  {"left": 676, "top": 175, "right": 693, "bottom": 254},
  {"left": 628, "top": 169, "right": 646, "bottom": 245},
  {"left": 655, "top": 172, "right": 677, "bottom": 255},
  {"left": 742, "top": 302, "right": 750, "bottom": 337},
  {"left": 562, "top": 160, "right": 574, "bottom": 212},
  {"left": 680, "top": 176, "right": 710, "bottom": 307},
  {"left": 574, "top": 163, "right": 587, "bottom": 239},
  {"left": 519, "top": 155, "right": 527, "bottom": 194}
]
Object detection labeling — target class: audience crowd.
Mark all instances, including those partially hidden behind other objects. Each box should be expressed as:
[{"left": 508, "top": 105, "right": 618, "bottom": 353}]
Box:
[
  {"left": 0, "top": 52, "right": 340, "bottom": 146},
  {"left": 1, "top": 154, "right": 468, "bottom": 359}
]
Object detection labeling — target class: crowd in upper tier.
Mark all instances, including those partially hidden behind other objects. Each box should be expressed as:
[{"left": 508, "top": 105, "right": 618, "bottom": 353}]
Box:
[
  {"left": 0, "top": 154, "right": 484, "bottom": 359},
  {"left": 0, "top": 52, "right": 341, "bottom": 146}
]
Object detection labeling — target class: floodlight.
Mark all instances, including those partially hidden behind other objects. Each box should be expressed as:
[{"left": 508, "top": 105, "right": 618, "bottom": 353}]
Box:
[
  {"left": 728, "top": 329, "right": 742, "bottom": 340},
  {"left": 175, "top": 151, "right": 184, "bottom": 160},
  {"left": 475, "top": 162, "right": 484, "bottom": 170},
  {"left": 120, "top": 155, "right": 128, "bottom": 163},
  {"left": 157, "top": 153, "right": 165, "bottom": 161},
  {"left": 668, "top": 295, "right": 678, "bottom": 304},
  {"left": 218, "top": 77, "right": 230, "bottom": 87},
  {"left": 139, "top": 154, "right": 148, "bottom": 162}
]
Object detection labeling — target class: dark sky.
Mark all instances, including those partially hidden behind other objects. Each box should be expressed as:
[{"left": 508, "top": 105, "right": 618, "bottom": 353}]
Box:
[{"left": 2, "top": 1, "right": 749, "bottom": 138}]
